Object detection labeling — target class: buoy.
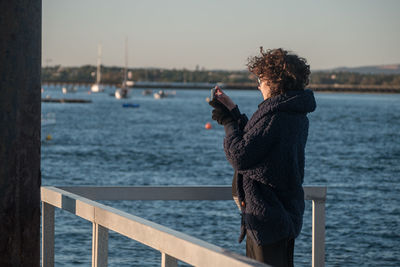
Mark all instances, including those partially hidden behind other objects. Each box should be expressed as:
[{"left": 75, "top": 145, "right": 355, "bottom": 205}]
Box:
[
  {"left": 46, "top": 134, "right": 52, "bottom": 140},
  {"left": 205, "top": 122, "right": 212, "bottom": 130}
]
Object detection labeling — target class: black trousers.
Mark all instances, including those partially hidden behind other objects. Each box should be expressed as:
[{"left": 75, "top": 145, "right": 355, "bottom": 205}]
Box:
[{"left": 246, "top": 234, "right": 294, "bottom": 267}]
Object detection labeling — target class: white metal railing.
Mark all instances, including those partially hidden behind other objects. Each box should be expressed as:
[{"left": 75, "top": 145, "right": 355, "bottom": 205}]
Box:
[{"left": 41, "top": 186, "right": 326, "bottom": 267}]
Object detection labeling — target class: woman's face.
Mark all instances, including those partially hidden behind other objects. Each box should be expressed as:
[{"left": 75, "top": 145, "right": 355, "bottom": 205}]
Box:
[
  {"left": 257, "top": 77, "right": 270, "bottom": 91},
  {"left": 257, "top": 76, "right": 273, "bottom": 99}
]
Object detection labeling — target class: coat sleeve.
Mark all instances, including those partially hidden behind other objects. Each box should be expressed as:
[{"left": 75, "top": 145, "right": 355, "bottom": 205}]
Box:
[
  {"left": 229, "top": 105, "right": 248, "bottom": 131},
  {"left": 223, "top": 114, "right": 279, "bottom": 171}
]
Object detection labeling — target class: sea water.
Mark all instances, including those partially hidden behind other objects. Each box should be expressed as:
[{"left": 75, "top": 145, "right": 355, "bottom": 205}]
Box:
[{"left": 41, "top": 86, "right": 400, "bottom": 266}]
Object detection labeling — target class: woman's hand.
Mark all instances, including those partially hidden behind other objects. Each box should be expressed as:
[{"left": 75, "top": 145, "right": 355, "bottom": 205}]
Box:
[{"left": 214, "top": 86, "right": 236, "bottom": 110}]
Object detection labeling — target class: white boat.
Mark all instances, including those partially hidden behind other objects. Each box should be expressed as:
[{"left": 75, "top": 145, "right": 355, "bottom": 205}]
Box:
[
  {"left": 153, "top": 90, "right": 176, "bottom": 99},
  {"left": 91, "top": 44, "right": 104, "bottom": 93},
  {"left": 154, "top": 90, "right": 166, "bottom": 99},
  {"left": 91, "top": 84, "right": 103, "bottom": 93},
  {"left": 62, "top": 86, "right": 77, "bottom": 94},
  {"left": 115, "top": 88, "right": 129, "bottom": 99}
]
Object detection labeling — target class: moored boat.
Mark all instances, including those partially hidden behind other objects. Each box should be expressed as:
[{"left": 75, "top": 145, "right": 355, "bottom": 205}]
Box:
[{"left": 91, "top": 44, "right": 104, "bottom": 93}]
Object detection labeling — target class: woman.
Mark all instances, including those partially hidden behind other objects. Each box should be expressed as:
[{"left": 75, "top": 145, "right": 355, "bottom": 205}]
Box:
[{"left": 209, "top": 48, "right": 316, "bottom": 267}]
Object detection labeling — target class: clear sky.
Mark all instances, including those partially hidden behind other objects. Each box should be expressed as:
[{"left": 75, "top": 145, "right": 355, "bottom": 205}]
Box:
[{"left": 43, "top": 0, "right": 400, "bottom": 70}]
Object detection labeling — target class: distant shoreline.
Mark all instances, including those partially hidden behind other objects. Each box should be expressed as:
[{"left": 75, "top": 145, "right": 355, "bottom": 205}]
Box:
[{"left": 42, "top": 81, "right": 400, "bottom": 94}]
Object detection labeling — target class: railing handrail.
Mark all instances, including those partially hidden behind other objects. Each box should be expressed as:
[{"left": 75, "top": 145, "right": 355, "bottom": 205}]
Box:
[
  {"left": 41, "top": 185, "right": 326, "bottom": 267},
  {"left": 55, "top": 185, "right": 327, "bottom": 201}
]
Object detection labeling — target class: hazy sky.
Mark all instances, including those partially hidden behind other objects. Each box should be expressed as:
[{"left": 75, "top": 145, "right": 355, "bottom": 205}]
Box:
[{"left": 43, "top": 0, "right": 400, "bottom": 70}]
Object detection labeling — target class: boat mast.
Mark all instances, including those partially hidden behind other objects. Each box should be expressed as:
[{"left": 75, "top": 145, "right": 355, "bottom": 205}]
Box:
[
  {"left": 123, "top": 38, "right": 128, "bottom": 89},
  {"left": 96, "top": 44, "right": 102, "bottom": 85}
]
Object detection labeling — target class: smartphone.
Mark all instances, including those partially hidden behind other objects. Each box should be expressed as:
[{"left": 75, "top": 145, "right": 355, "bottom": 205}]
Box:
[{"left": 210, "top": 87, "right": 216, "bottom": 101}]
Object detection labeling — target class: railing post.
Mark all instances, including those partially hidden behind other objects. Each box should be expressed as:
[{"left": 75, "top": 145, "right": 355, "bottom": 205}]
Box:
[
  {"left": 42, "top": 202, "right": 55, "bottom": 267},
  {"left": 161, "top": 252, "right": 178, "bottom": 267},
  {"left": 312, "top": 200, "right": 326, "bottom": 267},
  {"left": 92, "top": 223, "right": 108, "bottom": 267}
]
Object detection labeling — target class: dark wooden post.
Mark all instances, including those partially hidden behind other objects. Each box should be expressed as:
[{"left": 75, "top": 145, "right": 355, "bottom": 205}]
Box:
[{"left": 0, "top": 0, "right": 42, "bottom": 266}]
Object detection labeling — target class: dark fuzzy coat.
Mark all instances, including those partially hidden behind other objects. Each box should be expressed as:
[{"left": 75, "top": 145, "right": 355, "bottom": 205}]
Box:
[{"left": 223, "top": 89, "right": 316, "bottom": 245}]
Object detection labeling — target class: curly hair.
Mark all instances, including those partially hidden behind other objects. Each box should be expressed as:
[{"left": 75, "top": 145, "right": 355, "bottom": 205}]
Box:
[{"left": 247, "top": 47, "right": 310, "bottom": 96}]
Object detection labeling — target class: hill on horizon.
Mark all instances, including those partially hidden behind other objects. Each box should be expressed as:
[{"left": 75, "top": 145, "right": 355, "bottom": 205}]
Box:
[{"left": 317, "top": 64, "right": 400, "bottom": 75}]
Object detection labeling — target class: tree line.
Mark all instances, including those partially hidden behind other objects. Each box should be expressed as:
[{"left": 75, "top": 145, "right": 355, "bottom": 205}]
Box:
[{"left": 42, "top": 65, "right": 400, "bottom": 86}]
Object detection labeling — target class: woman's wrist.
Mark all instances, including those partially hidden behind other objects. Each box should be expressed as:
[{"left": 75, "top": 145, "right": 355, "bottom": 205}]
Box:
[{"left": 230, "top": 105, "right": 241, "bottom": 120}]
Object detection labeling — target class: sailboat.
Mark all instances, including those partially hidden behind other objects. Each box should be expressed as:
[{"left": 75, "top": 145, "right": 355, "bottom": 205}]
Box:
[
  {"left": 91, "top": 44, "right": 104, "bottom": 93},
  {"left": 115, "top": 38, "right": 131, "bottom": 99}
]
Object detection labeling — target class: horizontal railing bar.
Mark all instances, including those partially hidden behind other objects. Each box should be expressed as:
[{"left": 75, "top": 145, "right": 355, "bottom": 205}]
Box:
[
  {"left": 41, "top": 186, "right": 269, "bottom": 267},
  {"left": 41, "top": 187, "right": 97, "bottom": 221},
  {"left": 57, "top": 185, "right": 326, "bottom": 201},
  {"left": 58, "top": 186, "right": 232, "bottom": 201}
]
